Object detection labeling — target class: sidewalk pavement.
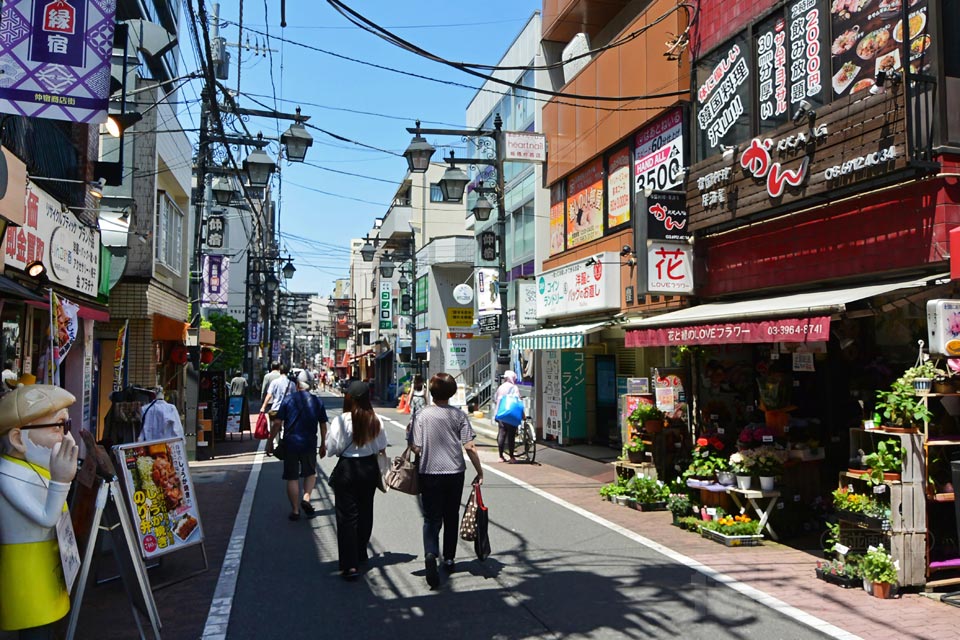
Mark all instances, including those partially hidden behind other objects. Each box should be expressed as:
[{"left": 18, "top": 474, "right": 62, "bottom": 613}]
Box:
[{"left": 41, "top": 403, "right": 960, "bottom": 640}]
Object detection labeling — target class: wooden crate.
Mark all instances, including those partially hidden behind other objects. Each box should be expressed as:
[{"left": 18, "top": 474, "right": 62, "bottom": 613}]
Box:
[
  {"left": 614, "top": 460, "right": 657, "bottom": 481},
  {"left": 891, "top": 531, "right": 927, "bottom": 587},
  {"left": 849, "top": 429, "right": 924, "bottom": 484},
  {"left": 837, "top": 472, "right": 926, "bottom": 534}
]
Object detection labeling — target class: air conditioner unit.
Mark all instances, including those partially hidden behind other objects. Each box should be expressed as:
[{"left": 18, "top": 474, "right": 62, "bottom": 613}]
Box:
[{"left": 562, "top": 33, "right": 591, "bottom": 84}]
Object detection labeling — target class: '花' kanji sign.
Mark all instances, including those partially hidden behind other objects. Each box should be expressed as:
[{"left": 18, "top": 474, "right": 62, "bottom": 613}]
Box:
[
  {"left": 646, "top": 241, "right": 694, "bottom": 294},
  {"left": 0, "top": 0, "right": 116, "bottom": 122}
]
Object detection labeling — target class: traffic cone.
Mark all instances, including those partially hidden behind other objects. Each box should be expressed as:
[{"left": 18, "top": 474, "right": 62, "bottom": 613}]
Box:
[{"left": 397, "top": 395, "right": 408, "bottom": 412}]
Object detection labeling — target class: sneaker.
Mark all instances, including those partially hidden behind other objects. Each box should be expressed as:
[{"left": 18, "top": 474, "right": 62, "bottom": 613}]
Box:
[{"left": 425, "top": 553, "right": 439, "bottom": 588}]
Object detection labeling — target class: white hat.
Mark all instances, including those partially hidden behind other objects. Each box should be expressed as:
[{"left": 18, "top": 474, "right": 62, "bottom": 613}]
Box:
[{"left": 0, "top": 385, "right": 75, "bottom": 436}]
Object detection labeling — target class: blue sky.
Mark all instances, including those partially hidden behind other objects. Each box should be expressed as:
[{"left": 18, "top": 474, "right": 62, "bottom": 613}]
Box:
[{"left": 178, "top": 0, "right": 541, "bottom": 298}]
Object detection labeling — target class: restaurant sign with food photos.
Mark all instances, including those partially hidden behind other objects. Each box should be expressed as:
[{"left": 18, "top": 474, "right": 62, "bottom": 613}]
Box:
[
  {"left": 694, "top": 0, "right": 934, "bottom": 159},
  {"left": 115, "top": 438, "right": 204, "bottom": 559}
]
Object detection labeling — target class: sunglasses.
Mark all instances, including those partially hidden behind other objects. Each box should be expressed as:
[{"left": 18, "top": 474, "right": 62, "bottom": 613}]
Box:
[{"left": 21, "top": 419, "right": 72, "bottom": 433}]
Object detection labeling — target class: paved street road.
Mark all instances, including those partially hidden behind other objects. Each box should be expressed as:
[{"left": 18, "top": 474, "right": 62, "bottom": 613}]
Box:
[{"left": 226, "top": 396, "right": 832, "bottom": 639}]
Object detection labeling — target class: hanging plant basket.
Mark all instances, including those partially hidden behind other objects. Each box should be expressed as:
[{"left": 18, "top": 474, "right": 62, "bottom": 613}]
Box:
[{"left": 913, "top": 377, "right": 933, "bottom": 396}]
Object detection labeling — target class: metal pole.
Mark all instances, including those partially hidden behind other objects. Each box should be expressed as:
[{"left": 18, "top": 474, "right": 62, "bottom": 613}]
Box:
[
  {"left": 243, "top": 249, "right": 251, "bottom": 382},
  {"left": 410, "top": 235, "right": 418, "bottom": 378},
  {"left": 494, "top": 114, "right": 510, "bottom": 375}
]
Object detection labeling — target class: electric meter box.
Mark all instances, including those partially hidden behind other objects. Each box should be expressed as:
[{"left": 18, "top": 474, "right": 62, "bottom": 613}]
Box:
[{"left": 927, "top": 299, "right": 960, "bottom": 356}]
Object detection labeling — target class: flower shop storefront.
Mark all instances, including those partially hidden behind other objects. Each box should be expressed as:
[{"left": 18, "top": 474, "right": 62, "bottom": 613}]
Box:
[{"left": 608, "top": 271, "right": 960, "bottom": 593}]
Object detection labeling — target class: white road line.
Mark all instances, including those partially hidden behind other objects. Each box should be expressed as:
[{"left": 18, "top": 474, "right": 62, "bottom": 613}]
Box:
[
  {"left": 200, "top": 440, "right": 267, "bottom": 640},
  {"left": 481, "top": 463, "right": 863, "bottom": 640}
]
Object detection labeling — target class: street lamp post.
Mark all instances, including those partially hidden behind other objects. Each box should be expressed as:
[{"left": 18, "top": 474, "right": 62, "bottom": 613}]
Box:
[{"left": 403, "top": 115, "right": 511, "bottom": 371}]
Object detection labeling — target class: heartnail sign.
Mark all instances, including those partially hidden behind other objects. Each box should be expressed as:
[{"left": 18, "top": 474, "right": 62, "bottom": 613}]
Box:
[{"left": 0, "top": 0, "right": 117, "bottom": 123}]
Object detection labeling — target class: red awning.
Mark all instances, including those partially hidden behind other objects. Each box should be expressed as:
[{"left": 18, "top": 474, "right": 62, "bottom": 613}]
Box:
[
  {"left": 340, "top": 352, "right": 352, "bottom": 368},
  {"left": 26, "top": 299, "right": 110, "bottom": 322},
  {"left": 152, "top": 314, "right": 189, "bottom": 343}
]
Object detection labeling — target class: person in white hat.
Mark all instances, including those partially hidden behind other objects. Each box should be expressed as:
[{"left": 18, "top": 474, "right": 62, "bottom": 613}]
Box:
[{"left": 0, "top": 384, "right": 79, "bottom": 636}]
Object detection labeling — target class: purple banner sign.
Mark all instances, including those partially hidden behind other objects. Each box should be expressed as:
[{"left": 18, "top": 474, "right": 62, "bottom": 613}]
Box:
[
  {"left": 626, "top": 316, "right": 830, "bottom": 347},
  {"left": 201, "top": 254, "right": 229, "bottom": 307},
  {"left": 0, "top": 0, "right": 116, "bottom": 122}
]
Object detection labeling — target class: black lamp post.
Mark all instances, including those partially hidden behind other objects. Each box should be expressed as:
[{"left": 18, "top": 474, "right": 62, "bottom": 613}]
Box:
[{"left": 403, "top": 114, "right": 510, "bottom": 367}]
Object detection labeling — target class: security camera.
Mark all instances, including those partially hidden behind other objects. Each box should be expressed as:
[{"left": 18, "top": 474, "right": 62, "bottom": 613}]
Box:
[
  {"left": 792, "top": 100, "right": 812, "bottom": 125},
  {"left": 620, "top": 245, "right": 633, "bottom": 257}
]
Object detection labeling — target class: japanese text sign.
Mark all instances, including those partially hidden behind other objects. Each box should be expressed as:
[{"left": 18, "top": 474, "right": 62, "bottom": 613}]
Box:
[
  {"left": 115, "top": 437, "right": 204, "bottom": 559},
  {"left": 549, "top": 183, "right": 565, "bottom": 256},
  {"left": 0, "top": 0, "right": 117, "bottom": 123},
  {"left": 626, "top": 316, "right": 831, "bottom": 347},
  {"left": 607, "top": 147, "right": 631, "bottom": 227},
  {"left": 201, "top": 255, "right": 228, "bottom": 307},
  {"left": 566, "top": 158, "right": 603, "bottom": 248},
  {"left": 634, "top": 107, "right": 686, "bottom": 195},
  {"left": 6, "top": 182, "right": 99, "bottom": 296},
  {"left": 646, "top": 191, "right": 690, "bottom": 241},
  {"left": 503, "top": 131, "right": 546, "bottom": 163},
  {"left": 475, "top": 267, "right": 501, "bottom": 315},
  {"left": 445, "top": 306, "right": 473, "bottom": 327},
  {"left": 379, "top": 280, "right": 392, "bottom": 330},
  {"left": 646, "top": 241, "right": 694, "bottom": 294},
  {"left": 536, "top": 252, "right": 621, "bottom": 319}
]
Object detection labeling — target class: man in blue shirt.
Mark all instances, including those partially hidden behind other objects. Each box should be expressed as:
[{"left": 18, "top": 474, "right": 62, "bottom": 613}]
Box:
[{"left": 267, "top": 370, "right": 329, "bottom": 521}]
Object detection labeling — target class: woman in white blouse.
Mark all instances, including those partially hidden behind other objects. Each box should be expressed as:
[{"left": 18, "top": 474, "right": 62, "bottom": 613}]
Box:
[{"left": 325, "top": 381, "right": 388, "bottom": 579}]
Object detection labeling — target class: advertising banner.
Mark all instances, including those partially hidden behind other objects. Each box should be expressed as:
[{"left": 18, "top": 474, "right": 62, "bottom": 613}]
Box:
[
  {"left": 549, "top": 183, "right": 565, "bottom": 256},
  {"left": 626, "top": 315, "right": 831, "bottom": 347},
  {"left": 516, "top": 280, "right": 538, "bottom": 327},
  {"left": 0, "top": 0, "right": 117, "bottom": 123},
  {"left": 475, "top": 267, "right": 501, "bottom": 315},
  {"left": 634, "top": 107, "right": 686, "bottom": 194},
  {"left": 695, "top": 34, "right": 752, "bottom": 156},
  {"left": 536, "top": 251, "right": 621, "bottom": 319},
  {"left": 5, "top": 183, "right": 100, "bottom": 296},
  {"left": 607, "top": 147, "right": 632, "bottom": 227},
  {"left": 645, "top": 191, "right": 690, "bottom": 241},
  {"left": 113, "top": 320, "right": 128, "bottom": 392},
  {"left": 445, "top": 307, "right": 473, "bottom": 327},
  {"left": 201, "top": 255, "right": 228, "bottom": 307},
  {"left": 503, "top": 131, "right": 547, "bottom": 162},
  {"left": 542, "top": 350, "right": 562, "bottom": 442},
  {"left": 565, "top": 158, "right": 603, "bottom": 248},
  {"left": 115, "top": 437, "right": 204, "bottom": 559},
  {"left": 647, "top": 241, "right": 694, "bottom": 294},
  {"left": 379, "top": 280, "right": 392, "bottom": 330}
]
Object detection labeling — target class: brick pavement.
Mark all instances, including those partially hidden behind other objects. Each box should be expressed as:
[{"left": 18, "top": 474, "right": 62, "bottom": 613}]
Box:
[{"left": 477, "top": 447, "right": 960, "bottom": 640}]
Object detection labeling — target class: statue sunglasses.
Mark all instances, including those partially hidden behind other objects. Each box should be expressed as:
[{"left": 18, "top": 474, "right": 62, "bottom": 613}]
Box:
[{"left": 20, "top": 418, "right": 71, "bottom": 433}]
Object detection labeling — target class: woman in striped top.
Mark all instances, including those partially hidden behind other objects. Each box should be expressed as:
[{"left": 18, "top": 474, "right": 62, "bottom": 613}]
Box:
[{"left": 410, "top": 373, "right": 483, "bottom": 588}]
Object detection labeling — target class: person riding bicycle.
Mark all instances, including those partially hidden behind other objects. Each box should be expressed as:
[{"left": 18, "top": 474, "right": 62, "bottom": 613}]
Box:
[{"left": 493, "top": 371, "right": 523, "bottom": 463}]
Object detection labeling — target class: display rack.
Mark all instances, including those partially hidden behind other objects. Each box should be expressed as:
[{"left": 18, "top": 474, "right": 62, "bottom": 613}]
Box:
[{"left": 918, "top": 393, "right": 960, "bottom": 589}]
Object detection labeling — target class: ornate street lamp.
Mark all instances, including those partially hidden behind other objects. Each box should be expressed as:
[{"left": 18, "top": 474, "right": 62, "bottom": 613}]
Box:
[
  {"left": 280, "top": 115, "right": 313, "bottom": 163},
  {"left": 212, "top": 175, "right": 236, "bottom": 205},
  {"left": 243, "top": 145, "right": 276, "bottom": 188},
  {"left": 378, "top": 253, "right": 396, "bottom": 278},
  {"left": 360, "top": 240, "right": 376, "bottom": 262},
  {"left": 438, "top": 152, "right": 470, "bottom": 202},
  {"left": 282, "top": 259, "right": 296, "bottom": 279},
  {"left": 472, "top": 193, "right": 493, "bottom": 221},
  {"left": 264, "top": 272, "right": 280, "bottom": 292},
  {"left": 403, "top": 121, "right": 436, "bottom": 173}
]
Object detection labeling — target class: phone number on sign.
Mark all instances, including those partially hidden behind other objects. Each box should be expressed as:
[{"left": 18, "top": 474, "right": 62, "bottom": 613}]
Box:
[{"left": 764, "top": 323, "right": 824, "bottom": 337}]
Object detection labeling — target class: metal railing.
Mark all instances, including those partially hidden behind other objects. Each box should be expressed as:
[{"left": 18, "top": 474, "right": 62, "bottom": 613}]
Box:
[{"left": 454, "top": 350, "right": 493, "bottom": 410}]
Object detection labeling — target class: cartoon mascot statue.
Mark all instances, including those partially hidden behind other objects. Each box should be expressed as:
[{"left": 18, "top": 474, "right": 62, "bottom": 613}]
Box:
[{"left": 0, "top": 385, "right": 78, "bottom": 638}]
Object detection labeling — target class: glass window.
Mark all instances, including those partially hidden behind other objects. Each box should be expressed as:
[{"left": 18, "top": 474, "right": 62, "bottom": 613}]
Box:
[
  {"left": 429, "top": 183, "right": 444, "bottom": 202},
  {"left": 155, "top": 192, "right": 184, "bottom": 274}
]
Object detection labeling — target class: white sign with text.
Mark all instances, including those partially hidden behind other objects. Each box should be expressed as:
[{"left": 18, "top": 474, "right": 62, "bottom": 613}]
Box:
[{"left": 536, "top": 252, "right": 621, "bottom": 319}]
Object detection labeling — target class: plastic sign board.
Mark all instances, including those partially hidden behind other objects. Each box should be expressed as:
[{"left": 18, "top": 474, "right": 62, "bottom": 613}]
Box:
[
  {"left": 503, "top": 131, "right": 546, "bottom": 163},
  {"left": 379, "top": 281, "right": 392, "bottom": 330},
  {"left": 927, "top": 300, "right": 960, "bottom": 356},
  {"left": 646, "top": 241, "right": 694, "bottom": 294},
  {"left": 536, "top": 252, "right": 621, "bottom": 319}
]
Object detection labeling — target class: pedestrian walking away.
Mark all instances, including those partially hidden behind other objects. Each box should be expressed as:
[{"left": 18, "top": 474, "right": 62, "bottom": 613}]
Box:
[
  {"left": 261, "top": 364, "right": 294, "bottom": 420},
  {"left": 493, "top": 370, "right": 523, "bottom": 463},
  {"left": 265, "top": 370, "right": 328, "bottom": 521},
  {"left": 410, "top": 372, "right": 483, "bottom": 589},
  {"left": 406, "top": 374, "right": 428, "bottom": 443},
  {"left": 325, "top": 380, "right": 388, "bottom": 579},
  {"left": 260, "top": 362, "right": 282, "bottom": 406}
]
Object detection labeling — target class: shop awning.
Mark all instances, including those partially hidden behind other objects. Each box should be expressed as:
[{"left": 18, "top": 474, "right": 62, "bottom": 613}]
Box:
[
  {"left": 26, "top": 298, "right": 110, "bottom": 322},
  {"left": 625, "top": 273, "right": 945, "bottom": 348},
  {"left": 0, "top": 275, "right": 45, "bottom": 302},
  {"left": 350, "top": 350, "right": 374, "bottom": 363},
  {"left": 152, "top": 314, "right": 188, "bottom": 343},
  {"left": 511, "top": 321, "right": 609, "bottom": 351},
  {"left": 340, "top": 352, "right": 351, "bottom": 368}
]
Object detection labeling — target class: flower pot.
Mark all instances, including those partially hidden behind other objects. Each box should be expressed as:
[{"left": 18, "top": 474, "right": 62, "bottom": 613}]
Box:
[
  {"left": 644, "top": 419, "right": 664, "bottom": 435},
  {"left": 735, "top": 475, "right": 752, "bottom": 490},
  {"left": 913, "top": 377, "right": 933, "bottom": 396},
  {"left": 759, "top": 475, "right": 776, "bottom": 491},
  {"left": 627, "top": 450, "right": 645, "bottom": 464},
  {"left": 717, "top": 471, "right": 736, "bottom": 486},
  {"left": 934, "top": 379, "right": 953, "bottom": 395},
  {"left": 871, "top": 581, "right": 894, "bottom": 599}
]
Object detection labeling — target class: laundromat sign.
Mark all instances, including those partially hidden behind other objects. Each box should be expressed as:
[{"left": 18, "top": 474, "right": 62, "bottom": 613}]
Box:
[{"left": 536, "top": 251, "right": 620, "bottom": 319}]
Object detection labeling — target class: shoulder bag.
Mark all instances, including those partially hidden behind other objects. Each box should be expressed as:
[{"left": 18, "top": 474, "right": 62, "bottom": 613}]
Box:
[
  {"left": 460, "top": 486, "right": 479, "bottom": 541},
  {"left": 385, "top": 446, "right": 419, "bottom": 495},
  {"left": 473, "top": 484, "right": 491, "bottom": 561}
]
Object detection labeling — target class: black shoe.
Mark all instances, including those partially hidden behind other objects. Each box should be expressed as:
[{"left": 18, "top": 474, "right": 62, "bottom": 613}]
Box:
[
  {"left": 288, "top": 512, "right": 300, "bottom": 521},
  {"left": 300, "top": 500, "right": 315, "bottom": 515},
  {"left": 425, "top": 553, "right": 439, "bottom": 588},
  {"left": 442, "top": 558, "right": 455, "bottom": 573}
]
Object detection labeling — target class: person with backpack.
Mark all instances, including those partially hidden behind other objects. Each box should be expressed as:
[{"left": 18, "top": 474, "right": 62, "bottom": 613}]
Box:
[{"left": 266, "top": 370, "right": 328, "bottom": 521}]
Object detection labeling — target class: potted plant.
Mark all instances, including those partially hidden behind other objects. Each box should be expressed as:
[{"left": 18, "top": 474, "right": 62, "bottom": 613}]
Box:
[
  {"left": 875, "top": 377, "right": 933, "bottom": 430},
  {"left": 752, "top": 445, "right": 788, "bottom": 491},
  {"left": 599, "top": 478, "right": 630, "bottom": 503},
  {"left": 831, "top": 487, "right": 891, "bottom": 530},
  {"left": 729, "top": 451, "right": 754, "bottom": 489},
  {"left": 815, "top": 557, "right": 863, "bottom": 589},
  {"left": 859, "top": 438, "right": 904, "bottom": 485},
  {"left": 700, "top": 513, "right": 763, "bottom": 546},
  {"left": 683, "top": 436, "right": 730, "bottom": 484},
  {"left": 667, "top": 492, "right": 693, "bottom": 525},
  {"left": 629, "top": 403, "right": 665, "bottom": 435},
  {"left": 901, "top": 359, "right": 946, "bottom": 396},
  {"left": 628, "top": 475, "right": 669, "bottom": 511},
  {"left": 621, "top": 438, "right": 647, "bottom": 464},
  {"left": 860, "top": 545, "right": 898, "bottom": 599}
]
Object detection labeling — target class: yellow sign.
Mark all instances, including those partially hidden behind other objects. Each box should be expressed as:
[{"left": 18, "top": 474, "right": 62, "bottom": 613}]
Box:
[{"left": 446, "top": 307, "right": 474, "bottom": 327}]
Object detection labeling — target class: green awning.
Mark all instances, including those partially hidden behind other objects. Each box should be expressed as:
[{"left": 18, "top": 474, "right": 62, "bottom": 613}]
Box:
[{"left": 511, "top": 321, "right": 609, "bottom": 351}]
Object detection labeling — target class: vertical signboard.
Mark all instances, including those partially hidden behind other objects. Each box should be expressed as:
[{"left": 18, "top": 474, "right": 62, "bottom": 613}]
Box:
[
  {"left": 476, "top": 267, "right": 501, "bottom": 317},
  {"left": 549, "top": 182, "right": 565, "bottom": 256},
  {"left": 561, "top": 351, "right": 587, "bottom": 441},
  {"left": 647, "top": 241, "right": 694, "bottom": 294},
  {"left": 695, "top": 34, "right": 752, "bottom": 157},
  {"left": 201, "top": 255, "right": 228, "bottom": 307},
  {"left": 379, "top": 281, "right": 392, "bottom": 330},
  {"left": 607, "top": 147, "right": 632, "bottom": 227},
  {"left": 566, "top": 158, "right": 603, "bottom": 248},
  {"left": 0, "top": 0, "right": 117, "bottom": 122},
  {"left": 542, "top": 350, "right": 562, "bottom": 442},
  {"left": 634, "top": 107, "right": 686, "bottom": 194},
  {"left": 645, "top": 191, "right": 690, "bottom": 241}
]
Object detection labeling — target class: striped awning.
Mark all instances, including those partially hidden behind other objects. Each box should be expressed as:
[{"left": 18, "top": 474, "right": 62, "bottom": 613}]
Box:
[{"left": 511, "top": 321, "right": 609, "bottom": 351}]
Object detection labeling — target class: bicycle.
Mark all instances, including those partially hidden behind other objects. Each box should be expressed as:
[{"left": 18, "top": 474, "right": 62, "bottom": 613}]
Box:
[{"left": 514, "top": 416, "right": 537, "bottom": 463}]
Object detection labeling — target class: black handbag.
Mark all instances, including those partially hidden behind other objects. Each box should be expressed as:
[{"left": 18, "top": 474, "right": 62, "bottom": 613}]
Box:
[
  {"left": 273, "top": 439, "right": 286, "bottom": 460},
  {"left": 473, "top": 484, "right": 491, "bottom": 561}
]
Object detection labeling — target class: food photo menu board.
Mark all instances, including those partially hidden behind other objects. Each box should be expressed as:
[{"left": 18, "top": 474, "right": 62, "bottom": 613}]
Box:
[{"left": 830, "top": 0, "right": 931, "bottom": 99}]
